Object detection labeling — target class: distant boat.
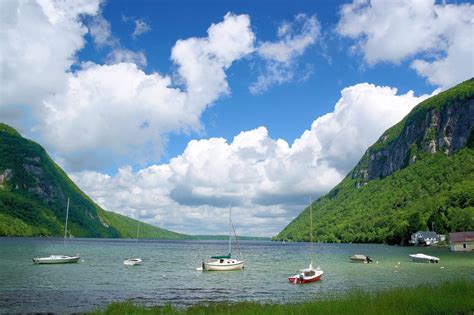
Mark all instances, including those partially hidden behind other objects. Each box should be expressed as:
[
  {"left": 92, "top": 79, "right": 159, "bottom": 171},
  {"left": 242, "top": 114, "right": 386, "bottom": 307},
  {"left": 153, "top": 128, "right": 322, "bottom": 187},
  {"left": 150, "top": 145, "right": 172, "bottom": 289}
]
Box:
[
  {"left": 33, "top": 198, "right": 80, "bottom": 264},
  {"left": 123, "top": 209, "right": 142, "bottom": 266},
  {"left": 350, "top": 254, "right": 373, "bottom": 263},
  {"left": 409, "top": 253, "right": 440, "bottom": 263},
  {"left": 288, "top": 196, "right": 324, "bottom": 284},
  {"left": 33, "top": 255, "right": 80, "bottom": 264},
  {"left": 200, "top": 206, "right": 244, "bottom": 271}
]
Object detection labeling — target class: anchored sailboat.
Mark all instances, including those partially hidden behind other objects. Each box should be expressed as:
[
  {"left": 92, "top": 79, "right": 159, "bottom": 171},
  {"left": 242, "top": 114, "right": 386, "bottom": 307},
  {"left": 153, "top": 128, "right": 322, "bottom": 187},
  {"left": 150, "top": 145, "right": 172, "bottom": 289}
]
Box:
[
  {"left": 123, "top": 209, "right": 142, "bottom": 266},
  {"left": 199, "top": 206, "right": 244, "bottom": 271},
  {"left": 288, "top": 196, "right": 323, "bottom": 283},
  {"left": 33, "top": 198, "right": 80, "bottom": 264}
]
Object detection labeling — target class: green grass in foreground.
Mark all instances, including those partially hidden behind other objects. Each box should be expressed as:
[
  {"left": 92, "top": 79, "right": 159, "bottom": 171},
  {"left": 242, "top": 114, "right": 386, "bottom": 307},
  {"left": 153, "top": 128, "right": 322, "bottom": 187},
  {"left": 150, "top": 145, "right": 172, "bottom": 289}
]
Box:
[{"left": 91, "top": 280, "right": 474, "bottom": 315}]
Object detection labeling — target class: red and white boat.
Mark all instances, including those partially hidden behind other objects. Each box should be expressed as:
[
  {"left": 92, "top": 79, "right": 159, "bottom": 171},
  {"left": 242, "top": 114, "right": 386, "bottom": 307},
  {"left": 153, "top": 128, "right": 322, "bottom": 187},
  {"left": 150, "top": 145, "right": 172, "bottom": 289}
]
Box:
[
  {"left": 288, "top": 262, "right": 323, "bottom": 284},
  {"left": 288, "top": 197, "right": 324, "bottom": 284}
]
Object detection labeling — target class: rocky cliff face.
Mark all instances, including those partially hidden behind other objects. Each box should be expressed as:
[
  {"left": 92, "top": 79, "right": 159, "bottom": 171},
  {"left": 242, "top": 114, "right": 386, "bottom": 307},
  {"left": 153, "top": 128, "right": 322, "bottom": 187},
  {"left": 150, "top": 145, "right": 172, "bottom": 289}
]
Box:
[
  {"left": 352, "top": 80, "right": 474, "bottom": 186},
  {"left": 275, "top": 78, "right": 474, "bottom": 243}
]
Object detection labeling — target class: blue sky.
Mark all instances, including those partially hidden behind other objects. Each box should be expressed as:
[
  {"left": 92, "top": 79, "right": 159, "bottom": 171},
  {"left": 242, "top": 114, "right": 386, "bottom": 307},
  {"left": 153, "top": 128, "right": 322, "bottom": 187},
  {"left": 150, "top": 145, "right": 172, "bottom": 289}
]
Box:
[
  {"left": 1, "top": 0, "right": 473, "bottom": 235},
  {"left": 80, "top": 0, "right": 437, "bottom": 165}
]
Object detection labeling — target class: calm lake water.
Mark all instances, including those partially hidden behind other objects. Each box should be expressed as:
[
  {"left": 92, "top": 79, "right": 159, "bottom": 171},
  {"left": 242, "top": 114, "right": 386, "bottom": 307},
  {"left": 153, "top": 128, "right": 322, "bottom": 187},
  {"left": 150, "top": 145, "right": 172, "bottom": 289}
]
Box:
[{"left": 0, "top": 237, "right": 473, "bottom": 313}]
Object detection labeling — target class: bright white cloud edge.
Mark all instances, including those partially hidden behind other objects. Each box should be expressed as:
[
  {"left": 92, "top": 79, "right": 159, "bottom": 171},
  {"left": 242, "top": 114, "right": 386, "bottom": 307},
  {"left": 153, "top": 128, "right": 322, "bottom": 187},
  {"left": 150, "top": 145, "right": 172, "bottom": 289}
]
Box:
[
  {"left": 336, "top": 0, "right": 474, "bottom": 89},
  {"left": 71, "top": 83, "right": 432, "bottom": 236},
  {"left": 0, "top": 2, "right": 255, "bottom": 171}
]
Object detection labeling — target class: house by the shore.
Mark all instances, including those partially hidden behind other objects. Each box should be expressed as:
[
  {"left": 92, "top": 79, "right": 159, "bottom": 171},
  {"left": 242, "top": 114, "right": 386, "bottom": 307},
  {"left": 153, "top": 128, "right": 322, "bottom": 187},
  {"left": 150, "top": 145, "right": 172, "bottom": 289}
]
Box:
[
  {"left": 409, "top": 231, "right": 439, "bottom": 246},
  {"left": 449, "top": 231, "right": 474, "bottom": 252}
]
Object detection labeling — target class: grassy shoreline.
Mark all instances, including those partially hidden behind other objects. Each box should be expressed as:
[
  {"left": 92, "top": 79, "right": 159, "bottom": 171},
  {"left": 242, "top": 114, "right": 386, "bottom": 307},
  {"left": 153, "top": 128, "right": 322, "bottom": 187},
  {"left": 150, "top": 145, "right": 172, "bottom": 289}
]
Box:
[{"left": 91, "top": 280, "right": 473, "bottom": 315}]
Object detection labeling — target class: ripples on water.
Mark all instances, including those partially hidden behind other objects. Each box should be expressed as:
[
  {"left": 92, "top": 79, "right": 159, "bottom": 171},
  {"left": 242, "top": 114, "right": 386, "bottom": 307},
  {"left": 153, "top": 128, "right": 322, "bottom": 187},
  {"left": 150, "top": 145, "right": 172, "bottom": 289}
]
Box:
[{"left": 0, "top": 238, "right": 472, "bottom": 313}]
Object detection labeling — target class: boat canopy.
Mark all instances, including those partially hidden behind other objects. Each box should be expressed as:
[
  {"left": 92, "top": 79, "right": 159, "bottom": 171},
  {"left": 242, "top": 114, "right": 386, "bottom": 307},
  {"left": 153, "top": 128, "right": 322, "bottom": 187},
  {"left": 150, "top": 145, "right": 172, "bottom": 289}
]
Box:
[{"left": 211, "top": 253, "right": 231, "bottom": 259}]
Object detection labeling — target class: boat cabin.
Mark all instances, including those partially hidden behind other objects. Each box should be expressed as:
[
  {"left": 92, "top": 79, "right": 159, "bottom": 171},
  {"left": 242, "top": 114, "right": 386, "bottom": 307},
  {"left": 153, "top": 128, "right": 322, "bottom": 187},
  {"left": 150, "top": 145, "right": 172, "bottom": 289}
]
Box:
[
  {"left": 449, "top": 231, "right": 474, "bottom": 252},
  {"left": 304, "top": 270, "right": 316, "bottom": 277}
]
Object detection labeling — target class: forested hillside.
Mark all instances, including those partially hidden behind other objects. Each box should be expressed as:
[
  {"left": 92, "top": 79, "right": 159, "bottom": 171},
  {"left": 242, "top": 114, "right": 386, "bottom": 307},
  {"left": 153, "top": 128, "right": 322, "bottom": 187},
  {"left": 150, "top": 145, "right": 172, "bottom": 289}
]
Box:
[
  {"left": 275, "top": 78, "right": 474, "bottom": 244},
  {"left": 0, "top": 123, "right": 191, "bottom": 239}
]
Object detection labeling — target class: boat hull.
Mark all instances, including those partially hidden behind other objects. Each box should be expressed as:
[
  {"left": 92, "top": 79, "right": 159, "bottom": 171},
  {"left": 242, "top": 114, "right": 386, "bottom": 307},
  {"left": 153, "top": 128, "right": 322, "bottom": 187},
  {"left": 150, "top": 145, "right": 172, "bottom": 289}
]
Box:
[
  {"left": 288, "top": 269, "right": 323, "bottom": 284},
  {"left": 203, "top": 259, "right": 244, "bottom": 271},
  {"left": 33, "top": 255, "right": 80, "bottom": 264},
  {"left": 350, "top": 255, "right": 372, "bottom": 263},
  {"left": 288, "top": 274, "right": 322, "bottom": 284},
  {"left": 409, "top": 254, "right": 439, "bottom": 263},
  {"left": 123, "top": 258, "right": 142, "bottom": 266}
]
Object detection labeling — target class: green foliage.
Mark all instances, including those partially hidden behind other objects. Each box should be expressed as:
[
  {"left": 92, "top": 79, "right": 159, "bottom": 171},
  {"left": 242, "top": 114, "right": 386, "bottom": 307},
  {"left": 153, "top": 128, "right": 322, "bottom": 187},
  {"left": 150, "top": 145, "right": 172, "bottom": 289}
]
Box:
[
  {"left": 90, "top": 280, "right": 474, "bottom": 315},
  {"left": 448, "top": 207, "right": 474, "bottom": 232},
  {"left": 101, "top": 210, "right": 193, "bottom": 240},
  {"left": 275, "top": 149, "right": 474, "bottom": 244},
  {"left": 0, "top": 191, "right": 62, "bottom": 236},
  {"left": 276, "top": 79, "right": 474, "bottom": 244},
  {"left": 0, "top": 123, "right": 190, "bottom": 239}
]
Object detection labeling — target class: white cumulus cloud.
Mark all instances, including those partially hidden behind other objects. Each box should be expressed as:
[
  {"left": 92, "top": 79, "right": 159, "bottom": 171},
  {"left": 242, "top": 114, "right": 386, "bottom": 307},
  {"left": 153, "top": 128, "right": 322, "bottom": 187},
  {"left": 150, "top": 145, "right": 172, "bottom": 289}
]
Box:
[
  {"left": 336, "top": 0, "right": 474, "bottom": 88},
  {"left": 1, "top": 6, "right": 255, "bottom": 171},
  {"left": 250, "top": 13, "right": 320, "bottom": 94},
  {"left": 0, "top": 0, "right": 101, "bottom": 115},
  {"left": 172, "top": 12, "right": 255, "bottom": 108},
  {"left": 72, "top": 83, "right": 431, "bottom": 235}
]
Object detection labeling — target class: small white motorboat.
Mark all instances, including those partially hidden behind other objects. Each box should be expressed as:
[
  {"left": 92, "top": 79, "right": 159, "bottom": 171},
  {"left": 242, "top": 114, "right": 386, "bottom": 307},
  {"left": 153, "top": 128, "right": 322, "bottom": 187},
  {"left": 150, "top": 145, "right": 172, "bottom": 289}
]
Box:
[
  {"left": 123, "top": 258, "right": 142, "bottom": 266},
  {"left": 350, "top": 254, "right": 373, "bottom": 263},
  {"left": 288, "top": 262, "right": 323, "bottom": 284},
  {"left": 409, "top": 253, "right": 440, "bottom": 263},
  {"left": 33, "top": 255, "right": 80, "bottom": 264}
]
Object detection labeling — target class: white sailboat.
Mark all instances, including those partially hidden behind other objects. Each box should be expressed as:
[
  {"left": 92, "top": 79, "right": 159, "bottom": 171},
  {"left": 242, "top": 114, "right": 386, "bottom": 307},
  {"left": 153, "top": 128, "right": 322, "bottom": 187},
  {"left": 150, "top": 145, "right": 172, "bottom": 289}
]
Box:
[
  {"left": 200, "top": 206, "right": 244, "bottom": 271},
  {"left": 33, "top": 198, "right": 80, "bottom": 264},
  {"left": 288, "top": 196, "right": 323, "bottom": 283},
  {"left": 123, "top": 209, "right": 142, "bottom": 266}
]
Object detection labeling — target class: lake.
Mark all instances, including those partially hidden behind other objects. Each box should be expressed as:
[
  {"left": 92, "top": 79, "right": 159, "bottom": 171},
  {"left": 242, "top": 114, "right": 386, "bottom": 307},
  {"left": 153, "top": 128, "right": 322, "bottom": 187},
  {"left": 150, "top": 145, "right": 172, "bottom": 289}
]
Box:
[{"left": 0, "top": 237, "right": 472, "bottom": 313}]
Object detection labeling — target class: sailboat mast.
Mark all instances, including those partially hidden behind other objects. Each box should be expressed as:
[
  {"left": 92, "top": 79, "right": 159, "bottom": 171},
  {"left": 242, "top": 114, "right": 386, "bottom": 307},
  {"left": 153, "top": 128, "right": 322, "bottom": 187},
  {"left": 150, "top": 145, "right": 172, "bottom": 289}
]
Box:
[
  {"left": 309, "top": 196, "right": 313, "bottom": 244},
  {"left": 228, "top": 205, "right": 232, "bottom": 255},
  {"left": 64, "top": 197, "right": 69, "bottom": 246},
  {"left": 136, "top": 209, "right": 140, "bottom": 245}
]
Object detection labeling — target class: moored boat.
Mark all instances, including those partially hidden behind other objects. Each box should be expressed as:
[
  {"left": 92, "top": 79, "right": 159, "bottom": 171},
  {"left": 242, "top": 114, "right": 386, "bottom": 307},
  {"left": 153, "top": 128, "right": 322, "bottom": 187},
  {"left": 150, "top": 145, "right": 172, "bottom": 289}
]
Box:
[
  {"left": 202, "top": 256, "right": 244, "bottom": 271},
  {"left": 409, "top": 253, "right": 439, "bottom": 263},
  {"left": 200, "top": 206, "right": 244, "bottom": 271},
  {"left": 350, "top": 254, "right": 373, "bottom": 263},
  {"left": 32, "top": 198, "right": 80, "bottom": 265},
  {"left": 288, "top": 196, "right": 323, "bottom": 284},
  {"left": 123, "top": 209, "right": 143, "bottom": 266},
  {"left": 123, "top": 258, "right": 142, "bottom": 266},
  {"left": 288, "top": 262, "right": 323, "bottom": 284},
  {"left": 33, "top": 255, "right": 80, "bottom": 264}
]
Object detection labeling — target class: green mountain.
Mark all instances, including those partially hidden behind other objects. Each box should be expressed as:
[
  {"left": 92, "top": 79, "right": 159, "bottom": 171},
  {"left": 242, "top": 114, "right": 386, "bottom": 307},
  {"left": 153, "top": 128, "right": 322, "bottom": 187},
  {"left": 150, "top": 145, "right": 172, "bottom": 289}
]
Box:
[
  {"left": 274, "top": 78, "right": 474, "bottom": 244},
  {"left": 194, "top": 235, "right": 271, "bottom": 241},
  {"left": 0, "top": 123, "right": 191, "bottom": 239}
]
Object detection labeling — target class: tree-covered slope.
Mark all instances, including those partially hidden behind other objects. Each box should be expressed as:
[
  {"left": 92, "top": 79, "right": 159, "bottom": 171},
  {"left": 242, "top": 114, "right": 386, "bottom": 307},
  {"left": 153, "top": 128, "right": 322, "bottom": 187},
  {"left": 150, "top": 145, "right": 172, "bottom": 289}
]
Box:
[
  {"left": 101, "top": 210, "right": 190, "bottom": 240},
  {"left": 0, "top": 123, "right": 191, "bottom": 239},
  {"left": 275, "top": 78, "right": 474, "bottom": 244}
]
